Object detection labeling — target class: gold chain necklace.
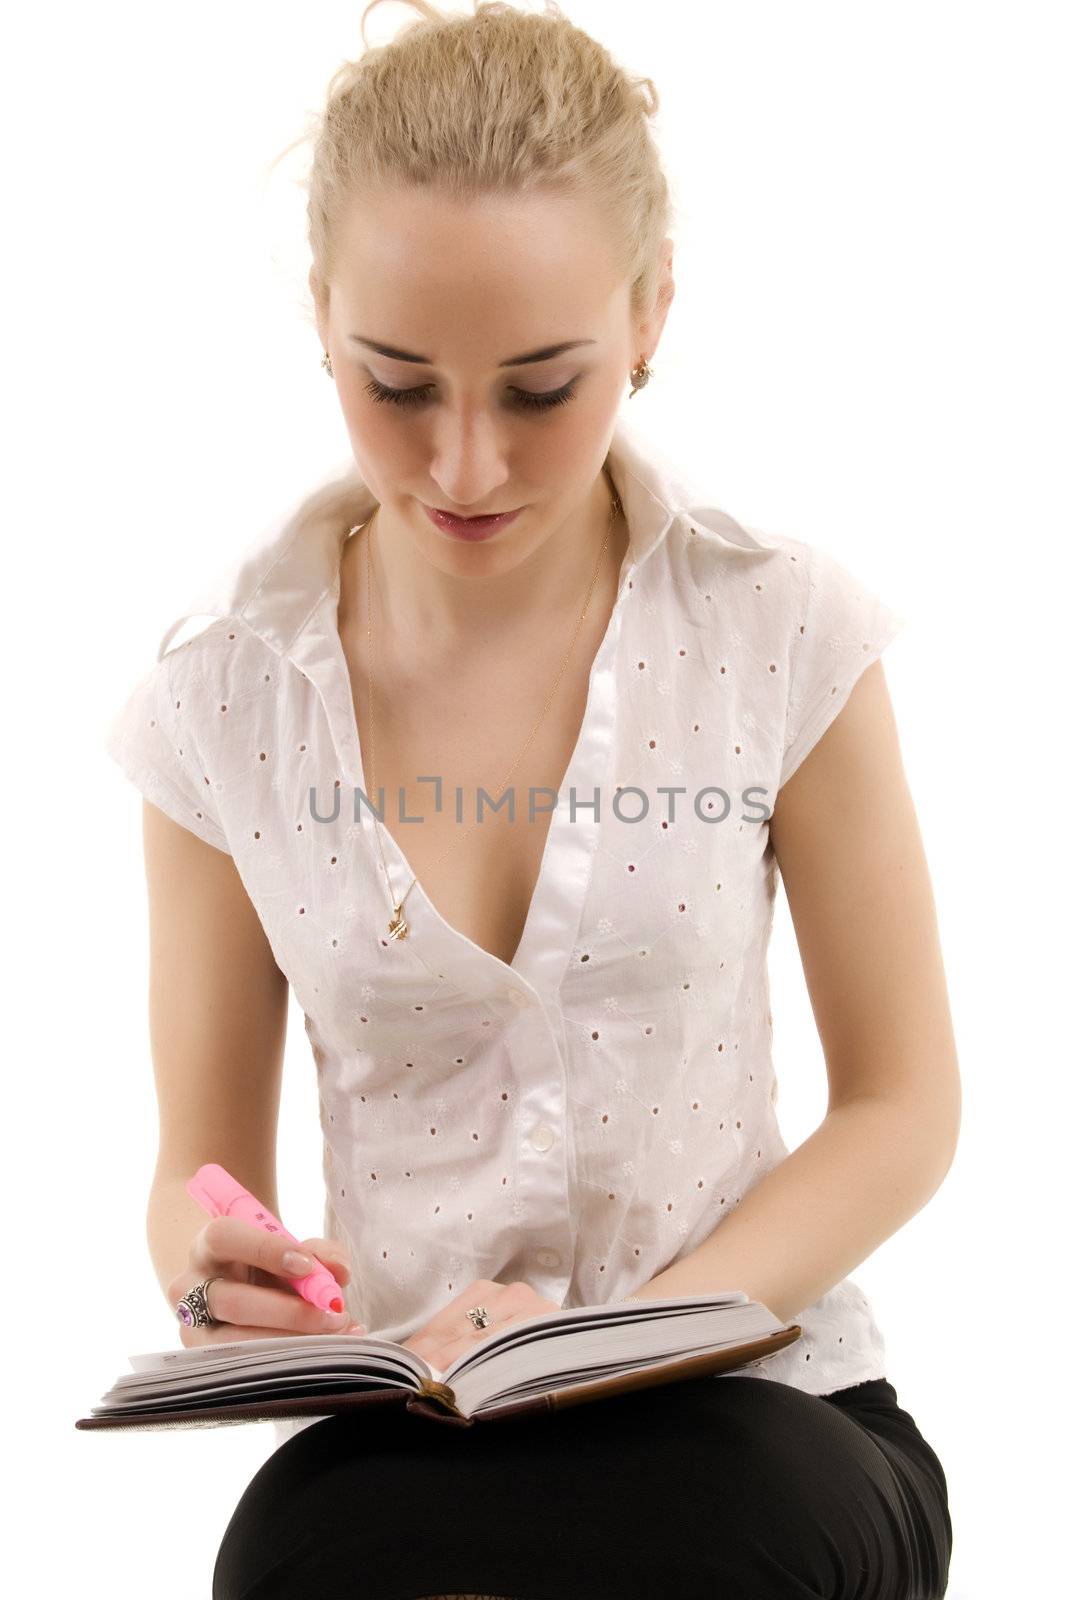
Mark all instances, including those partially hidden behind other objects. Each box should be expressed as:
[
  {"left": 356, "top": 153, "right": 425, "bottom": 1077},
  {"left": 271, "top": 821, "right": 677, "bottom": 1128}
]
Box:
[{"left": 361, "top": 481, "right": 622, "bottom": 942}]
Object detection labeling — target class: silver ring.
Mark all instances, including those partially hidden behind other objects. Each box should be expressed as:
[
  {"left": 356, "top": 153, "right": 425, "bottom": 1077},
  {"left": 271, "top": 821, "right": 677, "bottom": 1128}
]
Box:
[
  {"left": 465, "top": 1304, "right": 493, "bottom": 1330},
  {"left": 175, "top": 1276, "right": 223, "bottom": 1329}
]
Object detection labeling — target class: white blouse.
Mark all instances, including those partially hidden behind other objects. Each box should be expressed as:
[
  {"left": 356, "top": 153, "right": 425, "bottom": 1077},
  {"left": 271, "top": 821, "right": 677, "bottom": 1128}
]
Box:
[{"left": 105, "top": 416, "right": 906, "bottom": 1449}]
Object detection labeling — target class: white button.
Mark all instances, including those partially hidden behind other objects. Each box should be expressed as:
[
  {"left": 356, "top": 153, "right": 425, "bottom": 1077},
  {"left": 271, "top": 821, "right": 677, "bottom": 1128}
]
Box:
[
  {"left": 535, "top": 1247, "right": 560, "bottom": 1269},
  {"left": 529, "top": 1123, "right": 556, "bottom": 1152},
  {"left": 507, "top": 987, "right": 530, "bottom": 1007}
]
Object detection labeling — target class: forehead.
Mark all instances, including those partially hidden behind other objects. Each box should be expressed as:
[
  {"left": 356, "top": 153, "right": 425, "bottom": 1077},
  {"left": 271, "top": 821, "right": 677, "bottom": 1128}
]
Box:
[{"left": 329, "top": 185, "right": 626, "bottom": 347}]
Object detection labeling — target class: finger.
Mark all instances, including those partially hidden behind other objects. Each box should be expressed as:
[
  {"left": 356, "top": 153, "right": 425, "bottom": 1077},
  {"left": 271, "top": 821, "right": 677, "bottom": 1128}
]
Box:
[
  {"left": 299, "top": 1236, "right": 350, "bottom": 1257},
  {"left": 297, "top": 1237, "right": 353, "bottom": 1284},
  {"left": 202, "top": 1276, "right": 353, "bottom": 1336},
  {"left": 191, "top": 1215, "right": 342, "bottom": 1289}
]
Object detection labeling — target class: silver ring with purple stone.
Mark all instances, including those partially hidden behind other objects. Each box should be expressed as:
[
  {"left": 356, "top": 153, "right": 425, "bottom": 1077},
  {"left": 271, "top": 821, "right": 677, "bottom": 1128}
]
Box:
[{"left": 175, "top": 1277, "right": 223, "bottom": 1329}]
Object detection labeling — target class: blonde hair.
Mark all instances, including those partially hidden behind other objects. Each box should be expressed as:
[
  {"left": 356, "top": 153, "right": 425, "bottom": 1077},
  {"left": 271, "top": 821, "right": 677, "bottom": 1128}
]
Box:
[{"left": 277, "top": 0, "right": 674, "bottom": 327}]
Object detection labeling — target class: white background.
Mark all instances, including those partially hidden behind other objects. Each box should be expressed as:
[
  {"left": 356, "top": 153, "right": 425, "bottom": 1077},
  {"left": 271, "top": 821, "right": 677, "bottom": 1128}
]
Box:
[{"left": 5, "top": 2, "right": 1066, "bottom": 1595}]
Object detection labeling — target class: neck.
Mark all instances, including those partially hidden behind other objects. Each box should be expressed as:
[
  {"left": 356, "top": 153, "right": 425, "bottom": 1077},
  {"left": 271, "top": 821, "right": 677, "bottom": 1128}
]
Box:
[{"left": 344, "top": 469, "right": 630, "bottom": 658}]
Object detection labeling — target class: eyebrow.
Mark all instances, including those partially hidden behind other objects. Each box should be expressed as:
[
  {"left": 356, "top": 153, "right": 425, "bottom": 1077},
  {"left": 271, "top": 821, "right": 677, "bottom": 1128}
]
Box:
[{"left": 347, "top": 335, "right": 597, "bottom": 368}]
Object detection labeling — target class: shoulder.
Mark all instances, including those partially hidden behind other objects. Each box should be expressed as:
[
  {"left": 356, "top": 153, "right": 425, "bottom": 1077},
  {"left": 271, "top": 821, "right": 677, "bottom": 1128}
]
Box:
[
  {"left": 666, "top": 509, "right": 906, "bottom": 729},
  {"left": 163, "top": 615, "right": 272, "bottom": 684},
  {"left": 673, "top": 498, "right": 807, "bottom": 574},
  {"left": 673, "top": 509, "right": 899, "bottom": 653},
  {"left": 668, "top": 505, "right": 813, "bottom": 644},
  {"left": 158, "top": 618, "right": 277, "bottom": 750}
]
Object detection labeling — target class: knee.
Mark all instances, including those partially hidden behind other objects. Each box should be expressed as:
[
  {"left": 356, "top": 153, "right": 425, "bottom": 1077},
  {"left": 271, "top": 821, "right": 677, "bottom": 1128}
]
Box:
[{"left": 685, "top": 1378, "right": 870, "bottom": 1542}]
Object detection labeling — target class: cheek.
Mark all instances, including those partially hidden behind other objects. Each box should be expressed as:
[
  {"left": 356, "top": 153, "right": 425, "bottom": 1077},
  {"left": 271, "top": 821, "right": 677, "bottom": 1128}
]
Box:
[
  {"left": 337, "top": 372, "right": 379, "bottom": 431},
  {"left": 527, "top": 391, "right": 614, "bottom": 478},
  {"left": 337, "top": 385, "right": 412, "bottom": 467}
]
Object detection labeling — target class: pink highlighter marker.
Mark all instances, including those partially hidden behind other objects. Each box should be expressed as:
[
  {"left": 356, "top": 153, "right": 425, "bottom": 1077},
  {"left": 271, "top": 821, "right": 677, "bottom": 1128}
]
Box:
[{"left": 186, "top": 1162, "right": 346, "bottom": 1316}]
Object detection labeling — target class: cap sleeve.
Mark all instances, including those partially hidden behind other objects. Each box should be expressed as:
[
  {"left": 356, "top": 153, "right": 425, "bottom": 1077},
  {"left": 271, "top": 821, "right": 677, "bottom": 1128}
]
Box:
[
  {"left": 779, "top": 543, "right": 907, "bottom": 791},
  {"left": 104, "top": 647, "right": 231, "bottom": 855}
]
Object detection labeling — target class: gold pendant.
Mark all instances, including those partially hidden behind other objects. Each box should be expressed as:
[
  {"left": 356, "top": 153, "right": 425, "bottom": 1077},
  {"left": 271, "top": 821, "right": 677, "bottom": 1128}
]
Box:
[{"left": 387, "top": 905, "right": 409, "bottom": 941}]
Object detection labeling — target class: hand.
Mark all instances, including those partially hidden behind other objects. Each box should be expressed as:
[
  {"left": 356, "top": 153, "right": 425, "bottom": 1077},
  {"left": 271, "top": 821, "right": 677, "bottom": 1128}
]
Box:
[
  {"left": 400, "top": 1278, "right": 562, "bottom": 1372},
  {"left": 167, "top": 1215, "right": 365, "bottom": 1347}
]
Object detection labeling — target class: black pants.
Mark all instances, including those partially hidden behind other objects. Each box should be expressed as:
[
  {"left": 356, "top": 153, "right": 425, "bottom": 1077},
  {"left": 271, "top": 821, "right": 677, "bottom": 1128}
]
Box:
[{"left": 212, "top": 1374, "right": 953, "bottom": 1599}]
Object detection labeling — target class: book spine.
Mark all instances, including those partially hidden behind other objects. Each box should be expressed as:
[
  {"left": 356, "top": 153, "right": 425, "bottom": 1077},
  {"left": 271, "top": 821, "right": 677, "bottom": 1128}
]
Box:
[{"left": 415, "top": 1376, "right": 463, "bottom": 1417}]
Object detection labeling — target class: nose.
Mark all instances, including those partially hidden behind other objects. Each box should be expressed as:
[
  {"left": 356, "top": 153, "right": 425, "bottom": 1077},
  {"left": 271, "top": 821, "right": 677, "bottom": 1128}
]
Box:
[{"left": 427, "top": 410, "right": 512, "bottom": 511}]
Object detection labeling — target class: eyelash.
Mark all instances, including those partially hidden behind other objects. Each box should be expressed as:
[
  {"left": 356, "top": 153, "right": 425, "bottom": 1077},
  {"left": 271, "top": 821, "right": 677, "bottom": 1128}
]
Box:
[{"left": 362, "top": 376, "right": 580, "bottom": 413}]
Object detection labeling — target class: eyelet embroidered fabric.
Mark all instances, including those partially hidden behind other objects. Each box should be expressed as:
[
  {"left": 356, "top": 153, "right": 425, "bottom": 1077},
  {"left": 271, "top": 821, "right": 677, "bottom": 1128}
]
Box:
[{"left": 104, "top": 418, "right": 907, "bottom": 1457}]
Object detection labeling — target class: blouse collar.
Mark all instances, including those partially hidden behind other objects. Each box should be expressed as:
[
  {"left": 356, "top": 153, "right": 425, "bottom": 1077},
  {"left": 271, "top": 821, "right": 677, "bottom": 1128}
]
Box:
[{"left": 155, "top": 414, "right": 775, "bottom": 663}]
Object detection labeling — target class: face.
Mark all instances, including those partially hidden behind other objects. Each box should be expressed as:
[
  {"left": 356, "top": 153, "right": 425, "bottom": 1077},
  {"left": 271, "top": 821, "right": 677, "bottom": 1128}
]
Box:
[{"left": 312, "top": 184, "right": 672, "bottom": 575}]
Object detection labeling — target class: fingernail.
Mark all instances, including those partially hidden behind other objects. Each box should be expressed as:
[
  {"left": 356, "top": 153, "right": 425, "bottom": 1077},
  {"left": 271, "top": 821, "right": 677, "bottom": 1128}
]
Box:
[{"left": 283, "top": 1250, "right": 316, "bottom": 1274}]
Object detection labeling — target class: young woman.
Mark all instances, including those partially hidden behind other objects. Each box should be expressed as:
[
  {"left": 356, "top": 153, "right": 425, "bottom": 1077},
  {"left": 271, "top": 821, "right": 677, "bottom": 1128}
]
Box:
[{"left": 106, "top": 3, "right": 958, "bottom": 1596}]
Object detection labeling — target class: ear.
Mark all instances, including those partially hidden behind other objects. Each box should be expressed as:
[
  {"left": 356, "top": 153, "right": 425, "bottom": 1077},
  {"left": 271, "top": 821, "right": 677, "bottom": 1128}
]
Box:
[
  {"left": 309, "top": 265, "right": 328, "bottom": 348},
  {"left": 634, "top": 236, "right": 676, "bottom": 367}
]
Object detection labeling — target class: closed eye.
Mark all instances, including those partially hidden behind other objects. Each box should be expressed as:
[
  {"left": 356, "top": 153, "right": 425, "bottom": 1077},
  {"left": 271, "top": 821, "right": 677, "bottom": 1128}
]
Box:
[{"left": 362, "top": 376, "right": 579, "bottom": 413}]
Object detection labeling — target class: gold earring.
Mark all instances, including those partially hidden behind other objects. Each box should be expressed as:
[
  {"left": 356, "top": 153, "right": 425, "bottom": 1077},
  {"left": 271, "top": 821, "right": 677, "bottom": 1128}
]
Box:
[
  {"left": 628, "top": 357, "right": 652, "bottom": 398},
  {"left": 321, "top": 349, "right": 334, "bottom": 379}
]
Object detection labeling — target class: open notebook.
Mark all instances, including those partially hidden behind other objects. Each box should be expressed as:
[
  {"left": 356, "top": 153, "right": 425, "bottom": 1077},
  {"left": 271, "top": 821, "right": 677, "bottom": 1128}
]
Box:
[{"left": 75, "top": 1292, "right": 801, "bottom": 1433}]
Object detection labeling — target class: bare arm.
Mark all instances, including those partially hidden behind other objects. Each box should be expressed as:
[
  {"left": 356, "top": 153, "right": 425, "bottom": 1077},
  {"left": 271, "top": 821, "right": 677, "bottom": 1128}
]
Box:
[{"left": 140, "top": 798, "right": 289, "bottom": 1304}]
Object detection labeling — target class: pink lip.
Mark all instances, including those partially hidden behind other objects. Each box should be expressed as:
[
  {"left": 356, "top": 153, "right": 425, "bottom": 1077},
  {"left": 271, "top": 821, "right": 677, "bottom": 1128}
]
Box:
[{"left": 422, "top": 503, "right": 525, "bottom": 542}]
